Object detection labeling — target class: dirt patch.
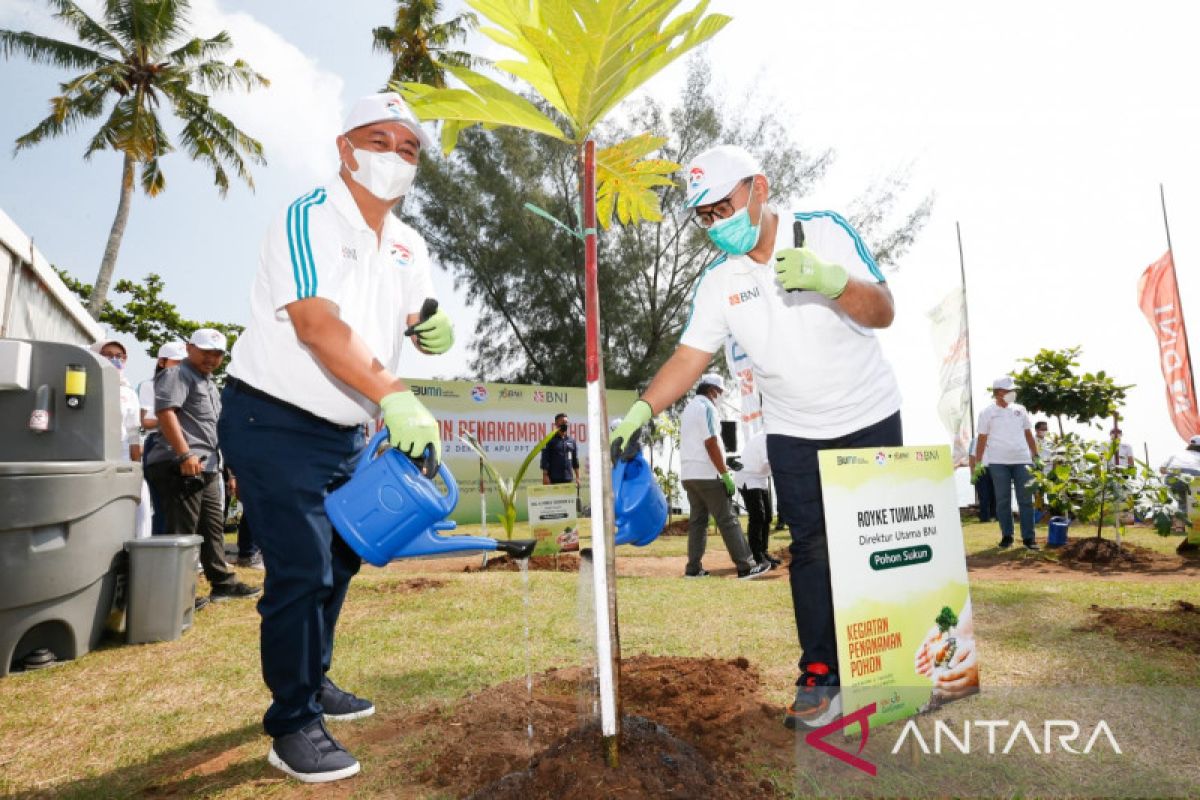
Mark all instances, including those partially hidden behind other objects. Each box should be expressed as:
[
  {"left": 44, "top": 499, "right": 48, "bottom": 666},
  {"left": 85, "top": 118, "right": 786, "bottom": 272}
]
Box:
[
  {"left": 361, "top": 577, "right": 446, "bottom": 594},
  {"left": 466, "top": 715, "right": 765, "bottom": 800},
  {"left": 358, "top": 655, "right": 788, "bottom": 799},
  {"left": 1078, "top": 600, "right": 1200, "bottom": 654},
  {"left": 465, "top": 554, "right": 581, "bottom": 573},
  {"left": 662, "top": 519, "right": 689, "bottom": 537},
  {"left": 1057, "top": 536, "right": 1156, "bottom": 567},
  {"left": 966, "top": 536, "right": 1200, "bottom": 580}
]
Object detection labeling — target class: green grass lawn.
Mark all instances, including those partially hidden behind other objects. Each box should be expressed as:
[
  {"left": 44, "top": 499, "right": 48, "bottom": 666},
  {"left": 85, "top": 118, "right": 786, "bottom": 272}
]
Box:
[{"left": 1, "top": 518, "right": 1196, "bottom": 798}]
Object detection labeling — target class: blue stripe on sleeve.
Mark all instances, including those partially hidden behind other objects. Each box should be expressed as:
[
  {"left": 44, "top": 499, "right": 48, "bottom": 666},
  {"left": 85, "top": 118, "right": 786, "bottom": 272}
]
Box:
[
  {"left": 794, "top": 210, "right": 885, "bottom": 282},
  {"left": 286, "top": 188, "right": 327, "bottom": 300}
]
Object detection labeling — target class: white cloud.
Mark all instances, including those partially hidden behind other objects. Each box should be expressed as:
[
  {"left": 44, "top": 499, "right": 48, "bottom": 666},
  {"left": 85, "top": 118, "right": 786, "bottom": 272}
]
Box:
[{"left": 188, "top": 0, "right": 342, "bottom": 180}]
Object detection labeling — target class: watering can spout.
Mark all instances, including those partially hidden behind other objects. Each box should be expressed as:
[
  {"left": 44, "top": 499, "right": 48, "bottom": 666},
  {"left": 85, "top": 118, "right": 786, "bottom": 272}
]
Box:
[{"left": 494, "top": 539, "right": 537, "bottom": 560}]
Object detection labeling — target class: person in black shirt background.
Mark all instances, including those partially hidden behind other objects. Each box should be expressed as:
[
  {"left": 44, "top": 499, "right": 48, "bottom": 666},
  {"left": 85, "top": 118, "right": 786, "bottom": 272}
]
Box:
[{"left": 541, "top": 412, "right": 580, "bottom": 486}]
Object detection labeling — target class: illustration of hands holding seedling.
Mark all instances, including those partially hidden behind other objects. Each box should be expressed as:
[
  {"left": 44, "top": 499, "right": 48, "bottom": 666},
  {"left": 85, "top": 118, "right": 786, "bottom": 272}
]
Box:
[{"left": 914, "top": 598, "right": 979, "bottom": 701}]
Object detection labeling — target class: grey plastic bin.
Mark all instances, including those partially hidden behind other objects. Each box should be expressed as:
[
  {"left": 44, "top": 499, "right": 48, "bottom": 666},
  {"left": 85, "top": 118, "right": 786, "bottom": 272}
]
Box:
[{"left": 124, "top": 535, "right": 202, "bottom": 644}]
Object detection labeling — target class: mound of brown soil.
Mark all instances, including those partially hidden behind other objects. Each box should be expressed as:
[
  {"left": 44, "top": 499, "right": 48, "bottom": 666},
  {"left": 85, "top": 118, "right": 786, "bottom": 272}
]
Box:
[
  {"left": 1057, "top": 537, "right": 1155, "bottom": 567},
  {"left": 1079, "top": 600, "right": 1200, "bottom": 654},
  {"left": 465, "top": 554, "right": 582, "bottom": 573},
  {"left": 364, "top": 655, "right": 786, "bottom": 799},
  {"left": 468, "top": 715, "right": 758, "bottom": 800},
  {"left": 662, "top": 519, "right": 689, "bottom": 536}
]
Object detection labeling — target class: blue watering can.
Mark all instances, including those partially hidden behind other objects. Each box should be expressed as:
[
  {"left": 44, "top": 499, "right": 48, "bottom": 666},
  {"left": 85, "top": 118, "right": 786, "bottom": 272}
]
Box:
[
  {"left": 325, "top": 429, "right": 535, "bottom": 567},
  {"left": 612, "top": 450, "right": 667, "bottom": 547}
]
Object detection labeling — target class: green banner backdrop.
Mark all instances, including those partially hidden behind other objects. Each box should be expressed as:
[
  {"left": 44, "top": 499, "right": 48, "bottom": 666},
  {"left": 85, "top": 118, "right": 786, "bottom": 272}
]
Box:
[{"left": 406, "top": 379, "right": 637, "bottom": 525}]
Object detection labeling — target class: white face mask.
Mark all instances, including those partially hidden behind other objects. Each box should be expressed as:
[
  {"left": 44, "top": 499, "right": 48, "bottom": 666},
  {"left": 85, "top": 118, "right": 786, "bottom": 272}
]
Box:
[
  {"left": 1003, "top": 391, "right": 1016, "bottom": 404},
  {"left": 347, "top": 148, "right": 417, "bottom": 200}
]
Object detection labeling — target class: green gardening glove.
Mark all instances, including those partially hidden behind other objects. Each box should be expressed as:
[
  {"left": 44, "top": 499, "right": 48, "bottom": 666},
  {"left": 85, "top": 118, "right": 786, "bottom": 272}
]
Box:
[
  {"left": 720, "top": 470, "right": 736, "bottom": 497},
  {"left": 380, "top": 390, "right": 442, "bottom": 475},
  {"left": 971, "top": 463, "right": 987, "bottom": 484},
  {"left": 773, "top": 247, "right": 849, "bottom": 298},
  {"left": 610, "top": 400, "right": 653, "bottom": 462},
  {"left": 412, "top": 309, "right": 454, "bottom": 354}
]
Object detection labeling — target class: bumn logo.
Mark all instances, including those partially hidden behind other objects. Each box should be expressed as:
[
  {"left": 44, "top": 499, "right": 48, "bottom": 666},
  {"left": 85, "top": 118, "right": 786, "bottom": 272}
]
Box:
[{"left": 805, "top": 702, "right": 877, "bottom": 776}]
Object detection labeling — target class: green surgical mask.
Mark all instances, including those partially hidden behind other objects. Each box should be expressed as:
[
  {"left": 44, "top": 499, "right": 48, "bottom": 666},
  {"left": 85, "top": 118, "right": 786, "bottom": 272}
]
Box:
[{"left": 706, "top": 195, "right": 762, "bottom": 255}]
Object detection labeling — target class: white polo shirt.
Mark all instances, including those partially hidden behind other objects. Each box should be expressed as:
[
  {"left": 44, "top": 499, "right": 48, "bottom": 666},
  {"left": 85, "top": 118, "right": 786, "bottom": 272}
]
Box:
[
  {"left": 977, "top": 402, "right": 1033, "bottom": 465},
  {"left": 680, "top": 208, "right": 901, "bottom": 439},
  {"left": 228, "top": 177, "right": 435, "bottom": 425},
  {"left": 680, "top": 393, "right": 722, "bottom": 480},
  {"left": 738, "top": 430, "right": 771, "bottom": 491}
]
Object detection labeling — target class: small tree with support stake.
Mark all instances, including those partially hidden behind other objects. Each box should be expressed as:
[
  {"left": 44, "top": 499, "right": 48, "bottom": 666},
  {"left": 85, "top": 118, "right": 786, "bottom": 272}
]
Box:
[{"left": 393, "top": 0, "right": 730, "bottom": 766}]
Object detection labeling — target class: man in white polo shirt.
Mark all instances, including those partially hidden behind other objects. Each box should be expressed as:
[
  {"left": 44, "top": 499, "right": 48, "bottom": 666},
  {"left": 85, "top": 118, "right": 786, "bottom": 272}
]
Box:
[
  {"left": 218, "top": 92, "right": 454, "bottom": 783},
  {"left": 971, "top": 376, "right": 1041, "bottom": 550},
  {"left": 611, "top": 144, "right": 901, "bottom": 730},
  {"left": 678, "top": 373, "right": 769, "bottom": 579}
]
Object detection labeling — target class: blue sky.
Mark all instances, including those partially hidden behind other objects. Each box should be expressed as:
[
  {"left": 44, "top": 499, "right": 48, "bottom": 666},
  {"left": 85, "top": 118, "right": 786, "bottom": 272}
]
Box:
[{"left": 3, "top": 0, "right": 1200, "bottom": 468}]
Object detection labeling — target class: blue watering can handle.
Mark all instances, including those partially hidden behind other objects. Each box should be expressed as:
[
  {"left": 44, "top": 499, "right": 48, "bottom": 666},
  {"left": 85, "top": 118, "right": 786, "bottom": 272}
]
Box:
[
  {"left": 434, "top": 461, "right": 459, "bottom": 513},
  {"left": 356, "top": 428, "right": 392, "bottom": 478}
]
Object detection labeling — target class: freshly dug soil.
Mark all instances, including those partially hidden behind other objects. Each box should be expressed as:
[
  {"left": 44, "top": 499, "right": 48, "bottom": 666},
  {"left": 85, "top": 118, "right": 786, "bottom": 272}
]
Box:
[
  {"left": 465, "top": 554, "right": 581, "bottom": 573},
  {"left": 360, "top": 577, "right": 446, "bottom": 595},
  {"left": 662, "top": 519, "right": 689, "bottom": 537},
  {"left": 1056, "top": 537, "right": 1156, "bottom": 567},
  {"left": 467, "top": 715, "right": 758, "bottom": 800},
  {"left": 360, "top": 655, "right": 787, "bottom": 799},
  {"left": 1079, "top": 600, "right": 1200, "bottom": 654}
]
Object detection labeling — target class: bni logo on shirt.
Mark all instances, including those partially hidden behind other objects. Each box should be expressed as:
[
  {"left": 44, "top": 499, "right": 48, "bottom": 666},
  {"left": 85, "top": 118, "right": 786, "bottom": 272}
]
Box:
[
  {"left": 728, "top": 287, "right": 761, "bottom": 306},
  {"left": 391, "top": 243, "right": 413, "bottom": 267}
]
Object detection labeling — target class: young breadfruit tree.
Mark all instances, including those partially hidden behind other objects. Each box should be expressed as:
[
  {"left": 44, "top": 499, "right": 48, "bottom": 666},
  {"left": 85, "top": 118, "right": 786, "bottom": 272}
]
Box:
[{"left": 394, "top": 0, "right": 730, "bottom": 764}]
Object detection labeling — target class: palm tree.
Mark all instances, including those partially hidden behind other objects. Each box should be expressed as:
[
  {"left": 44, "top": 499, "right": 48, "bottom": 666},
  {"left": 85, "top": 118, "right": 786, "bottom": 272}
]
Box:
[
  {"left": 371, "top": 0, "right": 481, "bottom": 88},
  {"left": 1, "top": 0, "right": 268, "bottom": 316}
]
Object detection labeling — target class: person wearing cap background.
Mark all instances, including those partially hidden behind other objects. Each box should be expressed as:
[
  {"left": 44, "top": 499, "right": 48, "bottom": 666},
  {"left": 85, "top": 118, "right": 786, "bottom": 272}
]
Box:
[
  {"left": 217, "top": 92, "right": 453, "bottom": 783},
  {"left": 138, "top": 340, "right": 186, "bottom": 536},
  {"left": 971, "top": 376, "right": 1041, "bottom": 550},
  {"left": 679, "top": 373, "right": 770, "bottom": 580},
  {"left": 145, "top": 329, "right": 260, "bottom": 600},
  {"left": 610, "top": 144, "right": 901, "bottom": 730},
  {"left": 94, "top": 337, "right": 151, "bottom": 539}
]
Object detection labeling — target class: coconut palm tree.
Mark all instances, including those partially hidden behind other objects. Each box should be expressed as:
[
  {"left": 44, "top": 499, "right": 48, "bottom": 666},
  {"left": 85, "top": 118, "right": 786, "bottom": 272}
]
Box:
[
  {"left": 1, "top": 0, "right": 268, "bottom": 316},
  {"left": 371, "top": 0, "right": 482, "bottom": 88}
]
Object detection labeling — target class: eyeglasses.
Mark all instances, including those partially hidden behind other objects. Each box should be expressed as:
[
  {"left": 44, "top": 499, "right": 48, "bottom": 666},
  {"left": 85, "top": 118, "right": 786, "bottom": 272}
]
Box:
[{"left": 691, "top": 178, "right": 752, "bottom": 230}]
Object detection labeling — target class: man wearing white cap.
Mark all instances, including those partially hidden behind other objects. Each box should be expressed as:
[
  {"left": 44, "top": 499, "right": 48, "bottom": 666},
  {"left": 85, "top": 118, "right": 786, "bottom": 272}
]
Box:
[
  {"left": 218, "top": 92, "right": 453, "bottom": 782},
  {"left": 679, "top": 373, "right": 770, "bottom": 579},
  {"left": 611, "top": 144, "right": 902, "bottom": 730},
  {"left": 971, "top": 376, "right": 1041, "bottom": 550},
  {"left": 138, "top": 341, "right": 186, "bottom": 535},
  {"left": 145, "top": 329, "right": 260, "bottom": 599}
]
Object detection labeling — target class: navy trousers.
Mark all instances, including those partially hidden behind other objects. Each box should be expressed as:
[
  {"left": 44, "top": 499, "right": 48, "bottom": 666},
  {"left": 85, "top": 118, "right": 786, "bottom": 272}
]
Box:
[
  {"left": 767, "top": 411, "right": 903, "bottom": 675},
  {"left": 218, "top": 382, "right": 364, "bottom": 738}
]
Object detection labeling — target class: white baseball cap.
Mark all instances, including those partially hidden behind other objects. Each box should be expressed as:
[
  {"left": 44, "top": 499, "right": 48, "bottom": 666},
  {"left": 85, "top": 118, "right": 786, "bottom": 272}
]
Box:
[
  {"left": 342, "top": 92, "right": 432, "bottom": 150},
  {"left": 189, "top": 328, "right": 227, "bottom": 352},
  {"left": 683, "top": 145, "right": 762, "bottom": 208},
  {"left": 992, "top": 376, "right": 1015, "bottom": 391},
  {"left": 697, "top": 372, "right": 725, "bottom": 393},
  {"left": 156, "top": 341, "right": 187, "bottom": 360}
]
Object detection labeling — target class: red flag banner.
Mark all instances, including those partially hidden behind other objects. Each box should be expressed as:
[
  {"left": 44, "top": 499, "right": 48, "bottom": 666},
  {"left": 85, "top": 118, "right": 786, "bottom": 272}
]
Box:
[{"left": 1138, "top": 251, "right": 1200, "bottom": 440}]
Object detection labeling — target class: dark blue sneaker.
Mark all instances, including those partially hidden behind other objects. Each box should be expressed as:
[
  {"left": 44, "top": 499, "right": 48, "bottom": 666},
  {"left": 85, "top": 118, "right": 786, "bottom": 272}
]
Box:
[
  {"left": 319, "top": 677, "right": 375, "bottom": 721},
  {"left": 784, "top": 662, "right": 841, "bottom": 729},
  {"left": 267, "top": 718, "right": 360, "bottom": 783}
]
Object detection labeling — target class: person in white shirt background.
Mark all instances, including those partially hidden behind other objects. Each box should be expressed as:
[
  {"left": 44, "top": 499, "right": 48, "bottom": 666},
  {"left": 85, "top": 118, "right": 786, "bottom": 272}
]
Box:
[
  {"left": 676, "top": 373, "right": 769, "bottom": 581},
  {"left": 971, "top": 376, "right": 1041, "bottom": 550},
  {"left": 94, "top": 337, "right": 150, "bottom": 539},
  {"left": 732, "top": 429, "right": 780, "bottom": 569}
]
